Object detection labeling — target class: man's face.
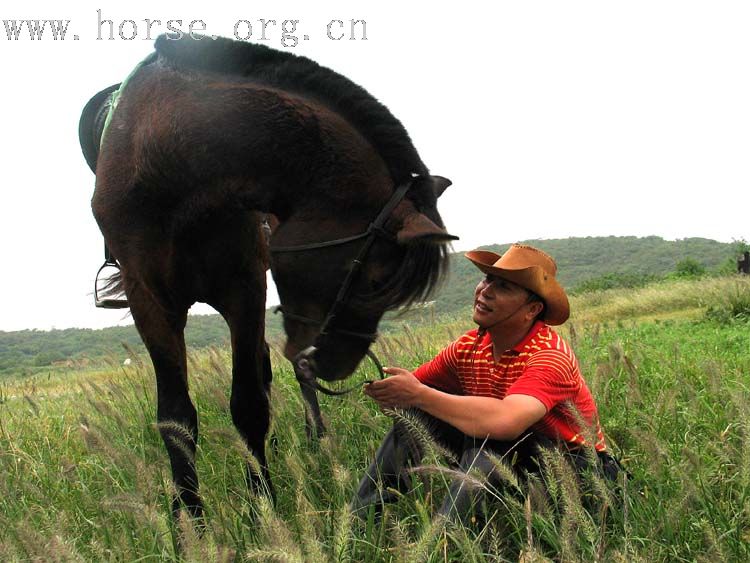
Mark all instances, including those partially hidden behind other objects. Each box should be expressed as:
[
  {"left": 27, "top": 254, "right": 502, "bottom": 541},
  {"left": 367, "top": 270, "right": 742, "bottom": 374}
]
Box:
[{"left": 472, "top": 274, "right": 533, "bottom": 329}]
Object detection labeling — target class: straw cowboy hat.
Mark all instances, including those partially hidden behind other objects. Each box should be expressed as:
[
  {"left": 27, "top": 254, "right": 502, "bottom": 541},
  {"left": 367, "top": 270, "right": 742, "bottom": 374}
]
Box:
[{"left": 465, "top": 244, "right": 570, "bottom": 325}]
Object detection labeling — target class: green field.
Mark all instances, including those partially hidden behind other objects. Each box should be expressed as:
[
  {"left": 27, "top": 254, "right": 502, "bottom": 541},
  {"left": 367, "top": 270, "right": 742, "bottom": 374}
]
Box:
[{"left": 1, "top": 275, "right": 749, "bottom": 561}]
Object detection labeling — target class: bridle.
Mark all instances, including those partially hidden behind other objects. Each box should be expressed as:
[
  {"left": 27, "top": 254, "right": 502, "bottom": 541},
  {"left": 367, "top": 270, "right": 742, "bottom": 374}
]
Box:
[{"left": 269, "top": 180, "right": 413, "bottom": 395}]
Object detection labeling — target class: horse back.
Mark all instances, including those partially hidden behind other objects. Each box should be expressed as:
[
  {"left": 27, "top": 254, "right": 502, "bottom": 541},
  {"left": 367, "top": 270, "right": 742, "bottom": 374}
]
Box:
[{"left": 95, "top": 60, "right": 391, "bottom": 220}]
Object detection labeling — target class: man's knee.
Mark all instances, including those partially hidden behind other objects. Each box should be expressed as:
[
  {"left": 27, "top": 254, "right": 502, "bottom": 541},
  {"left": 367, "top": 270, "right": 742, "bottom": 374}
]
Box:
[{"left": 350, "top": 425, "right": 417, "bottom": 516}]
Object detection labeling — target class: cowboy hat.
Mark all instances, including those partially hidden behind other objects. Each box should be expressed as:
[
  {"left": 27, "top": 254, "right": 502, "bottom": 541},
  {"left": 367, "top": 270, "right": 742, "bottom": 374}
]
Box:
[{"left": 465, "top": 244, "right": 570, "bottom": 325}]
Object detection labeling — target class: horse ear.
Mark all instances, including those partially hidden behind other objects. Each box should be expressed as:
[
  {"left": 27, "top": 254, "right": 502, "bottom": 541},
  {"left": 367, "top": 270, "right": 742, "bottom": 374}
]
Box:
[
  {"left": 411, "top": 175, "right": 452, "bottom": 199},
  {"left": 430, "top": 175, "right": 452, "bottom": 198},
  {"left": 397, "top": 212, "right": 459, "bottom": 244}
]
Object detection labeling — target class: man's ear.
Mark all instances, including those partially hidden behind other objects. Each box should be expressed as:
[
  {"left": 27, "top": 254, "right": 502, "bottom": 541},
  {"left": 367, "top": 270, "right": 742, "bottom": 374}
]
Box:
[
  {"left": 527, "top": 301, "right": 545, "bottom": 320},
  {"left": 396, "top": 212, "right": 459, "bottom": 244}
]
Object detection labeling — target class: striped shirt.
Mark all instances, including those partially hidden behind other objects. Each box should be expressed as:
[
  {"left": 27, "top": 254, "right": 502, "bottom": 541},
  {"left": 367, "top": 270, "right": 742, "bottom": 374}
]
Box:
[{"left": 414, "top": 321, "right": 607, "bottom": 451}]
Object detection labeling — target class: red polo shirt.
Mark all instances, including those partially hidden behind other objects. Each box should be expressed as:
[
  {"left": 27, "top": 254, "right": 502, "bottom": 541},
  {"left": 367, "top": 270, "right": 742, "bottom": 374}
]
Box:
[{"left": 413, "top": 321, "right": 607, "bottom": 451}]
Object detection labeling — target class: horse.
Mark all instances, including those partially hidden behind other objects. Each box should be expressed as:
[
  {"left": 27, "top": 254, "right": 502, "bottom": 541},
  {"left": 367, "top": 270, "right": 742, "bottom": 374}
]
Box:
[{"left": 80, "top": 33, "right": 456, "bottom": 522}]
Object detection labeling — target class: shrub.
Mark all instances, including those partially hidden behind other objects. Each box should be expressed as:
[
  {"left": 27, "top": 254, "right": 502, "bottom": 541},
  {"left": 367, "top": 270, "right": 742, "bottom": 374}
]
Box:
[
  {"left": 571, "top": 272, "right": 660, "bottom": 295},
  {"left": 674, "top": 257, "right": 706, "bottom": 278}
]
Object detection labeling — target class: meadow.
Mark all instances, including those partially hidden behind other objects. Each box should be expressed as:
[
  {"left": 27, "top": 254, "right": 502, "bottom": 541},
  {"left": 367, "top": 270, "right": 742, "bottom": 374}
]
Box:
[{"left": 1, "top": 275, "right": 749, "bottom": 562}]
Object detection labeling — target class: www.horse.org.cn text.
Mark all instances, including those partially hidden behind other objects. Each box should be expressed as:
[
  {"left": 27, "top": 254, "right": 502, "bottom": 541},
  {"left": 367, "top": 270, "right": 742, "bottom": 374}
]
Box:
[{"left": 2, "top": 11, "right": 368, "bottom": 47}]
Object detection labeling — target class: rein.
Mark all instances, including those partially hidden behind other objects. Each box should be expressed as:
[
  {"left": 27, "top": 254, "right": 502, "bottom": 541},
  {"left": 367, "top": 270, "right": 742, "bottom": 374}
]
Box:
[
  {"left": 272, "top": 306, "right": 384, "bottom": 396},
  {"left": 270, "top": 180, "right": 413, "bottom": 395}
]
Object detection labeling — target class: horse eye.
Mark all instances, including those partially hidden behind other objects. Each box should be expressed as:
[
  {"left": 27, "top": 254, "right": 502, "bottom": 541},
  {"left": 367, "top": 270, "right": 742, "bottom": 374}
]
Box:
[{"left": 368, "top": 277, "right": 385, "bottom": 292}]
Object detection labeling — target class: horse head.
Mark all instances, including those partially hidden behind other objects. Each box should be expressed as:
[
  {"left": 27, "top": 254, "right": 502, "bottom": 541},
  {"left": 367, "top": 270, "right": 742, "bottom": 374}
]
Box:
[{"left": 270, "top": 175, "right": 457, "bottom": 382}]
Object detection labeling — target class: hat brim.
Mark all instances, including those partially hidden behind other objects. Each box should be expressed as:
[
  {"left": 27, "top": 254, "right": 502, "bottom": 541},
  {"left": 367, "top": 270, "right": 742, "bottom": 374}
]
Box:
[{"left": 465, "top": 251, "right": 570, "bottom": 325}]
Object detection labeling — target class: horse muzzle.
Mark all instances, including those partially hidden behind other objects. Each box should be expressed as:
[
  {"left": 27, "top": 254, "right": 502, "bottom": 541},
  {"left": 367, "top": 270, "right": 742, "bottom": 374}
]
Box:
[
  {"left": 292, "top": 345, "right": 352, "bottom": 396},
  {"left": 293, "top": 345, "right": 319, "bottom": 380}
]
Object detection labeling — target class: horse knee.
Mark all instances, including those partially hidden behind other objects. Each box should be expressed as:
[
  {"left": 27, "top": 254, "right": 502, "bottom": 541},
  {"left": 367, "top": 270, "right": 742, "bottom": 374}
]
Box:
[
  {"left": 230, "top": 394, "right": 270, "bottom": 444},
  {"left": 157, "top": 387, "right": 197, "bottom": 425}
]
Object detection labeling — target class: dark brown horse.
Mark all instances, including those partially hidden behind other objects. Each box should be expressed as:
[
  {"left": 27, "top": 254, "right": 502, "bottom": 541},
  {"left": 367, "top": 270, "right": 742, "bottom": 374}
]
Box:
[{"left": 81, "top": 34, "right": 456, "bottom": 521}]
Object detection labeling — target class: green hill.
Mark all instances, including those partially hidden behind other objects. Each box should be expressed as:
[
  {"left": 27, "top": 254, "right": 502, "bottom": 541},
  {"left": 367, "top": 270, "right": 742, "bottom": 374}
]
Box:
[
  {"left": 0, "top": 236, "right": 740, "bottom": 376},
  {"left": 431, "top": 235, "right": 734, "bottom": 316}
]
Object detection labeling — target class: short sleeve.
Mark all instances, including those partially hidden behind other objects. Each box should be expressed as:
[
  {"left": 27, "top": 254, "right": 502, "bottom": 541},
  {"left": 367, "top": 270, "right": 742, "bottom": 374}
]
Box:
[
  {"left": 506, "top": 348, "right": 580, "bottom": 411},
  {"left": 413, "top": 340, "right": 463, "bottom": 394}
]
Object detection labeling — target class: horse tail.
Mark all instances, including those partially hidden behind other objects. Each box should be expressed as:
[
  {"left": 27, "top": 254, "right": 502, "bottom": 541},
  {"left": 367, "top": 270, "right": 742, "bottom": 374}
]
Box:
[{"left": 98, "top": 269, "right": 126, "bottom": 301}]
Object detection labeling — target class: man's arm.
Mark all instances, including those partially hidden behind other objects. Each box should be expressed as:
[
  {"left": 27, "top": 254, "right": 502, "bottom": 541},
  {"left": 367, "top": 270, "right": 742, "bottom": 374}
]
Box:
[{"left": 364, "top": 367, "right": 547, "bottom": 440}]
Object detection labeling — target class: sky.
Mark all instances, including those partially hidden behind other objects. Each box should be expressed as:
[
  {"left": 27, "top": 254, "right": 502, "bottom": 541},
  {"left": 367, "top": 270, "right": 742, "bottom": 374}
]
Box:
[{"left": 1, "top": 1, "right": 748, "bottom": 332}]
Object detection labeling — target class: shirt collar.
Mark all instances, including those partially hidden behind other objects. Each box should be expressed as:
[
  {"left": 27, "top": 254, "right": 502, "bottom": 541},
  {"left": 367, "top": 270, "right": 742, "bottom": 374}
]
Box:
[
  {"left": 511, "top": 320, "right": 546, "bottom": 353},
  {"left": 477, "top": 329, "right": 493, "bottom": 351}
]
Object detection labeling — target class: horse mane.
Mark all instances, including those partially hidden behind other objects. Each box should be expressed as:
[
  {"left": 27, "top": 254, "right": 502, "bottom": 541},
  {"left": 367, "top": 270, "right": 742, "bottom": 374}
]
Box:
[
  {"left": 352, "top": 241, "right": 450, "bottom": 314},
  {"left": 153, "top": 34, "right": 429, "bottom": 183}
]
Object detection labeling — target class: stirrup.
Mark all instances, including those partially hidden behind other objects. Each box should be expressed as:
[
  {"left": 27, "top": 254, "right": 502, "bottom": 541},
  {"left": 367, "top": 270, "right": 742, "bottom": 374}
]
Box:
[{"left": 94, "top": 260, "right": 129, "bottom": 309}]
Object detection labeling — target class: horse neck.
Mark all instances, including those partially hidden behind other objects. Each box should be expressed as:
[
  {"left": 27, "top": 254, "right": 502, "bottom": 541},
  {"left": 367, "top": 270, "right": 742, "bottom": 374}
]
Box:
[{"left": 272, "top": 174, "right": 394, "bottom": 238}]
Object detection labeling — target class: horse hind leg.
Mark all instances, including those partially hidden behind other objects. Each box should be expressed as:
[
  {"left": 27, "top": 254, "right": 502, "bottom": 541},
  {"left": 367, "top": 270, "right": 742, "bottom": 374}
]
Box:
[
  {"left": 263, "top": 342, "right": 281, "bottom": 456},
  {"left": 214, "top": 287, "right": 275, "bottom": 501},
  {"left": 127, "top": 287, "right": 203, "bottom": 522}
]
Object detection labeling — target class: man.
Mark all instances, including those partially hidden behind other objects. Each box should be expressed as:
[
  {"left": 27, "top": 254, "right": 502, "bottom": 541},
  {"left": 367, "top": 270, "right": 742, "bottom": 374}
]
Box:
[{"left": 353, "top": 244, "right": 620, "bottom": 522}]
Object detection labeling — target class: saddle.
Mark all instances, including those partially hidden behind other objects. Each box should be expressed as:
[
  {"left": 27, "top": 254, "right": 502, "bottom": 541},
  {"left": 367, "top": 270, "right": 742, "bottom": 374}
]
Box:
[
  {"left": 79, "top": 82, "right": 120, "bottom": 174},
  {"left": 79, "top": 83, "right": 129, "bottom": 309}
]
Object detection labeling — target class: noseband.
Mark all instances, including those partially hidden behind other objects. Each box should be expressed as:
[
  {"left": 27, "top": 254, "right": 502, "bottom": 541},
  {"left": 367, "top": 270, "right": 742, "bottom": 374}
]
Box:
[{"left": 269, "top": 180, "right": 413, "bottom": 395}]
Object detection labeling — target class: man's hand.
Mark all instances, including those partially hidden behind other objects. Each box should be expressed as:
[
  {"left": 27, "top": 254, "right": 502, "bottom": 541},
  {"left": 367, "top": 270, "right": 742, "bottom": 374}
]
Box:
[{"left": 363, "top": 366, "right": 425, "bottom": 409}]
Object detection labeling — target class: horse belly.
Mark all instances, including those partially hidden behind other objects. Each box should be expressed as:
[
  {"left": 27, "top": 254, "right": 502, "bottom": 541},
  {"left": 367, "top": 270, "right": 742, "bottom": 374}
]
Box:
[{"left": 172, "top": 207, "right": 269, "bottom": 305}]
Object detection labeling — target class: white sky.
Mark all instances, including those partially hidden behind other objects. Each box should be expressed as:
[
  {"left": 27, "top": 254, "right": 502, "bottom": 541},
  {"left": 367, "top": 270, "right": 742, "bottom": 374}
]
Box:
[{"left": 1, "top": 1, "right": 748, "bottom": 332}]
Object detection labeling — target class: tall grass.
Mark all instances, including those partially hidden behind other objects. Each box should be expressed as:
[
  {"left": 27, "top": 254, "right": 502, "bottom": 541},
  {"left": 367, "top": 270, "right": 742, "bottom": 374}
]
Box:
[
  {"left": 569, "top": 274, "right": 750, "bottom": 323},
  {"left": 1, "top": 275, "right": 749, "bottom": 560}
]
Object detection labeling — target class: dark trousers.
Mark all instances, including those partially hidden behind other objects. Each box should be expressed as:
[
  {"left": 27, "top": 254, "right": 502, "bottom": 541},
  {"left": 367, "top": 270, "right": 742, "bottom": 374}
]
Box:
[{"left": 351, "top": 410, "right": 621, "bottom": 524}]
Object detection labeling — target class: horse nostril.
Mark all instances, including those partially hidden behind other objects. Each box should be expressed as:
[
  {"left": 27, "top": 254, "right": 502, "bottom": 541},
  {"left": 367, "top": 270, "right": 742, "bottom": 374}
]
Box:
[{"left": 293, "top": 345, "right": 319, "bottom": 377}]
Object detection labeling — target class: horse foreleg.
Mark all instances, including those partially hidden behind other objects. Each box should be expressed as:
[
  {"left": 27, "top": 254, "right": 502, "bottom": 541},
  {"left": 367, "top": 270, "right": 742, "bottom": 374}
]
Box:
[
  {"left": 128, "top": 291, "right": 202, "bottom": 522},
  {"left": 296, "top": 375, "right": 327, "bottom": 440}
]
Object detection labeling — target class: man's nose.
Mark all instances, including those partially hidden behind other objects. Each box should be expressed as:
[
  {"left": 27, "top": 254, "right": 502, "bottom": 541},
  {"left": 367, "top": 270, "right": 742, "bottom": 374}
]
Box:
[{"left": 479, "top": 281, "right": 494, "bottom": 298}]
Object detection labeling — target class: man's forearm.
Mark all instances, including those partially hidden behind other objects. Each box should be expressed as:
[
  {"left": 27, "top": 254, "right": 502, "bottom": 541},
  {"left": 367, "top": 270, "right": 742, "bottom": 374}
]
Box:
[{"left": 413, "top": 386, "right": 523, "bottom": 440}]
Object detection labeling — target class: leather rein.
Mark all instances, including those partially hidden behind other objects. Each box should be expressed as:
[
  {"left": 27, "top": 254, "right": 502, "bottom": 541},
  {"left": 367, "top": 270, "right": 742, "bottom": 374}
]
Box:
[{"left": 269, "top": 180, "right": 413, "bottom": 396}]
